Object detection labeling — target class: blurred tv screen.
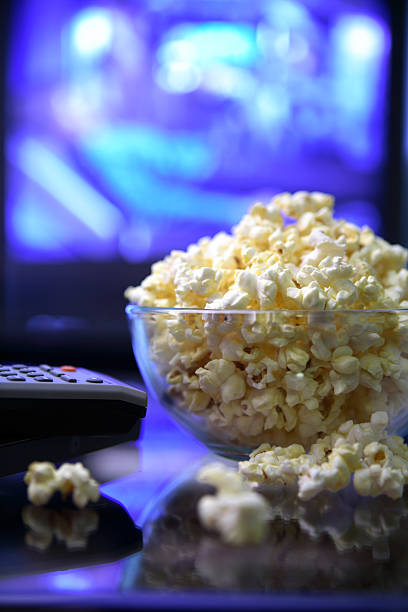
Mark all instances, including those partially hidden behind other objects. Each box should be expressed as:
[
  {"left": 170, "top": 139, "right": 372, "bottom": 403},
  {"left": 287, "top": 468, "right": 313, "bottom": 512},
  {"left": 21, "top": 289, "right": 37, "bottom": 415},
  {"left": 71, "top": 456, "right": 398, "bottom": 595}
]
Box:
[{"left": 3, "top": 0, "right": 392, "bottom": 361}]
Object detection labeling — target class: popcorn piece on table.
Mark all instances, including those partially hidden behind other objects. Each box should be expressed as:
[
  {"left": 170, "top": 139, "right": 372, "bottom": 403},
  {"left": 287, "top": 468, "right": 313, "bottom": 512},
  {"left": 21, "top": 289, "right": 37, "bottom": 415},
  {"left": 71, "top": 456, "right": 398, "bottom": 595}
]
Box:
[
  {"left": 197, "top": 463, "right": 271, "bottom": 545},
  {"left": 239, "top": 412, "right": 408, "bottom": 501},
  {"left": 24, "top": 462, "right": 58, "bottom": 506},
  {"left": 24, "top": 461, "right": 100, "bottom": 508},
  {"left": 56, "top": 463, "right": 100, "bottom": 509},
  {"left": 240, "top": 444, "right": 308, "bottom": 487}
]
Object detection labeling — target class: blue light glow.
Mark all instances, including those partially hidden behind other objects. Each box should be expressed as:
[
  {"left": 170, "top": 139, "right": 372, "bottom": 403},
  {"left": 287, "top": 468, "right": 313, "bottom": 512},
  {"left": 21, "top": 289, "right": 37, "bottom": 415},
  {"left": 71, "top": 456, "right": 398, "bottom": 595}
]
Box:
[
  {"left": 118, "top": 221, "right": 153, "bottom": 262},
  {"left": 264, "top": 0, "right": 310, "bottom": 29},
  {"left": 80, "top": 125, "right": 216, "bottom": 182},
  {"left": 331, "top": 14, "right": 389, "bottom": 169},
  {"left": 335, "top": 200, "right": 381, "bottom": 233},
  {"left": 6, "top": 1, "right": 390, "bottom": 263},
  {"left": 273, "top": 31, "right": 310, "bottom": 62},
  {"left": 200, "top": 65, "right": 256, "bottom": 99},
  {"left": 49, "top": 571, "right": 93, "bottom": 591},
  {"left": 158, "top": 22, "right": 258, "bottom": 67},
  {"left": 9, "top": 188, "right": 72, "bottom": 253},
  {"left": 157, "top": 40, "right": 197, "bottom": 64},
  {"left": 253, "top": 85, "right": 290, "bottom": 129},
  {"left": 335, "top": 15, "right": 387, "bottom": 60},
  {"left": 155, "top": 61, "right": 202, "bottom": 94},
  {"left": 8, "top": 138, "right": 124, "bottom": 241},
  {"left": 80, "top": 125, "right": 250, "bottom": 226},
  {"left": 71, "top": 8, "right": 113, "bottom": 58}
]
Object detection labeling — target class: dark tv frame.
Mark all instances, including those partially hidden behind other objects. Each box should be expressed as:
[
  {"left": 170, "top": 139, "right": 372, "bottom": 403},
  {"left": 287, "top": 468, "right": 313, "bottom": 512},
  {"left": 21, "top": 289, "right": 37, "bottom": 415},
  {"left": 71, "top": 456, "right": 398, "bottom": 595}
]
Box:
[
  {"left": 0, "top": 0, "right": 406, "bottom": 368},
  {"left": 0, "top": 1, "right": 10, "bottom": 357}
]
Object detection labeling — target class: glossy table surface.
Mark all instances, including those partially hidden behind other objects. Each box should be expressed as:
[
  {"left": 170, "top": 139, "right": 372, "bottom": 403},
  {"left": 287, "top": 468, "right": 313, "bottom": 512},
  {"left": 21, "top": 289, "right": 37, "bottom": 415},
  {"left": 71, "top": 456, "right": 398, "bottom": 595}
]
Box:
[{"left": 0, "top": 373, "right": 407, "bottom": 611}]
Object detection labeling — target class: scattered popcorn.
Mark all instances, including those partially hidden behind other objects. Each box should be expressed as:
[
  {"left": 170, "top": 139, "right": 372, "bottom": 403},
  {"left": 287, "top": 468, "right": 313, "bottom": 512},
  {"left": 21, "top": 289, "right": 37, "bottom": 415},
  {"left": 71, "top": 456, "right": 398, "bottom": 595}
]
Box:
[
  {"left": 127, "top": 191, "right": 408, "bottom": 499},
  {"left": 197, "top": 463, "right": 271, "bottom": 545},
  {"left": 24, "top": 462, "right": 100, "bottom": 508},
  {"left": 240, "top": 412, "right": 408, "bottom": 500},
  {"left": 56, "top": 463, "right": 100, "bottom": 509},
  {"left": 24, "top": 462, "right": 58, "bottom": 506}
]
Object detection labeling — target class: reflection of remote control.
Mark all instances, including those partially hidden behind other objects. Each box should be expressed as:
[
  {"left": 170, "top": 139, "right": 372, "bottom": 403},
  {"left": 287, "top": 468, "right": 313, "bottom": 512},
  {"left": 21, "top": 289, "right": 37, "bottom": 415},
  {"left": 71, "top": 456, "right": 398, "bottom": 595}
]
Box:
[{"left": 0, "top": 364, "right": 147, "bottom": 438}]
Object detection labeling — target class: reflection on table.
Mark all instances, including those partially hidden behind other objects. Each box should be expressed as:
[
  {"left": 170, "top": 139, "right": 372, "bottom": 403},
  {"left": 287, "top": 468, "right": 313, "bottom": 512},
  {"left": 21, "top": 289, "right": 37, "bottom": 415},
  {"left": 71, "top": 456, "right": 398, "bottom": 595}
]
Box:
[
  {"left": 0, "top": 476, "right": 142, "bottom": 579},
  {"left": 22, "top": 505, "right": 99, "bottom": 552},
  {"left": 129, "top": 473, "right": 408, "bottom": 593}
]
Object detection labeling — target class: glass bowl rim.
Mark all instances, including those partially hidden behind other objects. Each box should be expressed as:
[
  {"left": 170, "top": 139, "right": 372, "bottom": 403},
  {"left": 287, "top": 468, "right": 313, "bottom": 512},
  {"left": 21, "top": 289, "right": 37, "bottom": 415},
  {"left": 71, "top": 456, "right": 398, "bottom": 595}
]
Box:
[{"left": 126, "top": 304, "right": 408, "bottom": 316}]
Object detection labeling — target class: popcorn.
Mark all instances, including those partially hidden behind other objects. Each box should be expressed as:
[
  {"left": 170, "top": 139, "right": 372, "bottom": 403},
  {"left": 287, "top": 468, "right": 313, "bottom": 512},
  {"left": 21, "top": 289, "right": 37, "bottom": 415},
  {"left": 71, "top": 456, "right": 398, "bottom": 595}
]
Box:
[
  {"left": 197, "top": 463, "right": 271, "bottom": 545},
  {"left": 24, "top": 462, "right": 58, "bottom": 506},
  {"left": 197, "top": 359, "right": 236, "bottom": 399},
  {"left": 240, "top": 444, "right": 306, "bottom": 487},
  {"left": 56, "top": 463, "right": 100, "bottom": 509},
  {"left": 24, "top": 462, "right": 100, "bottom": 508},
  {"left": 353, "top": 465, "right": 404, "bottom": 500},
  {"left": 240, "top": 412, "right": 408, "bottom": 501},
  {"left": 297, "top": 449, "right": 352, "bottom": 501},
  {"left": 127, "top": 191, "right": 408, "bottom": 497}
]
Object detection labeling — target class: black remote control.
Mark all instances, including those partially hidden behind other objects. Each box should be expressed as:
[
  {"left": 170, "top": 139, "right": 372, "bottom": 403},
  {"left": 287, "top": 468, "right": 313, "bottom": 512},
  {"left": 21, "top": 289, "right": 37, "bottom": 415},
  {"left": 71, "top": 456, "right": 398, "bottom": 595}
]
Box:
[{"left": 0, "top": 363, "right": 147, "bottom": 439}]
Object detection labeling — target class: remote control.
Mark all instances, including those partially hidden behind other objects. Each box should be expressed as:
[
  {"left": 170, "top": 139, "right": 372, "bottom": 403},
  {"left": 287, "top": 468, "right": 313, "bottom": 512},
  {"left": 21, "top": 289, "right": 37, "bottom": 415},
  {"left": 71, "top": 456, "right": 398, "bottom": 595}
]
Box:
[
  {"left": 0, "top": 423, "right": 143, "bottom": 478},
  {"left": 0, "top": 364, "right": 147, "bottom": 439}
]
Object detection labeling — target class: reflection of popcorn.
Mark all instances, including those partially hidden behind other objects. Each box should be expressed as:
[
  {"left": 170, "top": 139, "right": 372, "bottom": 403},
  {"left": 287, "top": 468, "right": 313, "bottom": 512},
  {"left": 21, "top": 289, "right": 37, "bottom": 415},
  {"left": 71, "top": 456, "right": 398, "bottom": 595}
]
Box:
[
  {"left": 139, "top": 475, "right": 408, "bottom": 592},
  {"left": 196, "top": 462, "right": 408, "bottom": 561},
  {"left": 22, "top": 505, "right": 99, "bottom": 551},
  {"left": 22, "top": 505, "right": 54, "bottom": 550},
  {"left": 197, "top": 463, "right": 270, "bottom": 545},
  {"left": 259, "top": 483, "right": 408, "bottom": 562},
  {"left": 24, "top": 462, "right": 100, "bottom": 508},
  {"left": 126, "top": 191, "right": 408, "bottom": 467},
  {"left": 53, "top": 507, "right": 99, "bottom": 549}
]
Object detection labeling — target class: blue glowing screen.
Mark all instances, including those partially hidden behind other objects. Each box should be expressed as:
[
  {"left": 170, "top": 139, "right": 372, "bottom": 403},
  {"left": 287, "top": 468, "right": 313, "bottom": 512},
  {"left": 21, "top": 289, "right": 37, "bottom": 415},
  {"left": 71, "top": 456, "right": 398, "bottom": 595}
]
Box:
[{"left": 6, "top": 0, "right": 390, "bottom": 263}]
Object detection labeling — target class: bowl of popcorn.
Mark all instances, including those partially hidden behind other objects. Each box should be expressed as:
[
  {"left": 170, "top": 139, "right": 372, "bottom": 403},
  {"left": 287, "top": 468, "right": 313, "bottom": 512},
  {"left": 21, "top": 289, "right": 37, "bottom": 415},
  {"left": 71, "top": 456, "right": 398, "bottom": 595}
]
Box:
[{"left": 126, "top": 192, "right": 408, "bottom": 463}]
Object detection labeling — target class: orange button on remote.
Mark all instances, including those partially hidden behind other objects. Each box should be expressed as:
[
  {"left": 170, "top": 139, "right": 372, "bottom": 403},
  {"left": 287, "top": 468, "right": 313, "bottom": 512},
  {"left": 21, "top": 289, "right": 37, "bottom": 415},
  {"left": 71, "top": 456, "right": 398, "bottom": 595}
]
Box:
[{"left": 61, "top": 365, "right": 76, "bottom": 372}]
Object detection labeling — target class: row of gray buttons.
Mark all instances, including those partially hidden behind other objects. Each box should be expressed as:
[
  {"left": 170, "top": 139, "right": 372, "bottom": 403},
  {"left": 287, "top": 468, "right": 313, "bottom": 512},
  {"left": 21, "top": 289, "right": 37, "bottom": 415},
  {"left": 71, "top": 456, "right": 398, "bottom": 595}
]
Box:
[{"left": 0, "top": 364, "right": 104, "bottom": 384}]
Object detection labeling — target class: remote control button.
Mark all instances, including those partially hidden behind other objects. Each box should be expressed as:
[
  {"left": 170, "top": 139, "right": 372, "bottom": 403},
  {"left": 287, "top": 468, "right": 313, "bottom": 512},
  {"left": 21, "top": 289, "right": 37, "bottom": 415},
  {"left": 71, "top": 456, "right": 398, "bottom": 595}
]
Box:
[
  {"left": 86, "top": 377, "right": 103, "bottom": 383},
  {"left": 27, "top": 372, "right": 41, "bottom": 377},
  {"left": 49, "top": 369, "right": 64, "bottom": 377},
  {"left": 12, "top": 364, "right": 27, "bottom": 370},
  {"left": 0, "top": 370, "right": 13, "bottom": 376},
  {"left": 60, "top": 375, "right": 77, "bottom": 383},
  {"left": 19, "top": 368, "right": 38, "bottom": 374},
  {"left": 39, "top": 364, "right": 52, "bottom": 371},
  {"left": 7, "top": 376, "right": 26, "bottom": 381},
  {"left": 61, "top": 365, "right": 76, "bottom": 372},
  {"left": 34, "top": 376, "right": 53, "bottom": 382}
]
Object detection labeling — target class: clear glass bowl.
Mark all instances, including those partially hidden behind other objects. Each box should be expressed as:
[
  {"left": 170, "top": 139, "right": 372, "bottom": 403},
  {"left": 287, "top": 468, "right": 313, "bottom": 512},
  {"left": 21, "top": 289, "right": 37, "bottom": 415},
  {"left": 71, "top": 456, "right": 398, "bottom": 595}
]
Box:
[{"left": 126, "top": 305, "right": 408, "bottom": 460}]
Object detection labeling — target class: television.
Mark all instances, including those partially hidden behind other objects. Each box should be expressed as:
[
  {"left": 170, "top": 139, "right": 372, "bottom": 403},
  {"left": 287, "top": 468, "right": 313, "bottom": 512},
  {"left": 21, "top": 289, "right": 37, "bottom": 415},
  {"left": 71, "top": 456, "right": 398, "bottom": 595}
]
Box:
[{"left": 0, "top": 0, "right": 404, "bottom": 369}]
